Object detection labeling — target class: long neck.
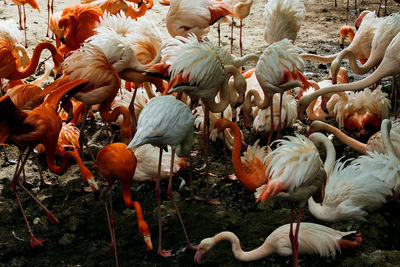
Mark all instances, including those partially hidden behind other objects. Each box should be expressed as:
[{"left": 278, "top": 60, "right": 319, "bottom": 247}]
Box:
[
  {"left": 309, "top": 133, "right": 336, "bottom": 177},
  {"left": 46, "top": 150, "right": 92, "bottom": 180},
  {"left": 242, "top": 89, "right": 271, "bottom": 118},
  {"left": 306, "top": 98, "right": 328, "bottom": 121},
  {"left": 381, "top": 119, "right": 397, "bottom": 155},
  {"left": 9, "top": 42, "right": 60, "bottom": 80},
  {"left": 206, "top": 68, "right": 236, "bottom": 113},
  {"left": 233, "top": 53, "right": 259, "bottom": 68},
  {"left": 299, "top": 61, "right": 391, "bottom": 110},
  {"left": 143, "top": 82, "right": 156, "bottom": 99},
  {"left": 332, "top": 49, "right": 371, "bottom": 75},
  {"left": 301, "top": 53, "right": 338, "bottom": 64},
  {"left": 99, "top": 97, "right": 132, "bottom": 144},
  {"left": 312, "top": 121, "right": 367, "bottom": 154},
  {"left": 219, "top": 121, "right": 254, "bottom": 188},
  {"left": 212, "top": 232, "right": 273, "bottom": 262}
]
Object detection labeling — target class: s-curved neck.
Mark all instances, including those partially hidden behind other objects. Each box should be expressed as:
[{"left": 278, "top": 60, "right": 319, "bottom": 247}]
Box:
[
  {"left": 301, "top": 53, "right": 338, "bottom": 64},
  {"left": 308, "top": 132, "right": 336, "bottom": 178},
  {"left": 331, "top": 49, "right": 372, "bottom": 76},
  {"left": 233, "top": 53, "right": 259, "bottom": 68},
  {"left": 211, "top": 232, "right": 273, "bottom": 262},
  {"left": 8, "top": 42, "right": 60, "bottom": 80},
  {"left": 381, "top": 119, "right": 397, "bottom": 156},
  {"left": 242, "top": 89, "right": 271, "bottom": 118}
]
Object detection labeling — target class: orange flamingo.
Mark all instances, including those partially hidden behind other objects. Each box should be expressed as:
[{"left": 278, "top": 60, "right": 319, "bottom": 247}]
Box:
[
  {"left": 57, "top": 3, "right": 103, "bottom": 56},
  {"left": 94, "top": 143, "right": 152, "bottom": 266},
  {"left": 339, "top": 25, "right": 355, "bottom": 49},
  {"left": 0, "top": 79, "right": 96, "bottom": 247},
  {"left": 81, "top": 0, "right": 149, "bottom": 19},
  {"left": 214, "top": 118, "right": 271, "bottom": 191},
  {"left": 0, "top": 38, "right": 63, "bottom": 81},
  {"left": 11, "top": 0, "right": 40, "bottom": 47}
]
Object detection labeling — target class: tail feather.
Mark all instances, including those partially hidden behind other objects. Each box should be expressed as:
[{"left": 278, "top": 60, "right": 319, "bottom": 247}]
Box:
[{"left": 209, "top": 3, "right": 236, "bottom": 25}]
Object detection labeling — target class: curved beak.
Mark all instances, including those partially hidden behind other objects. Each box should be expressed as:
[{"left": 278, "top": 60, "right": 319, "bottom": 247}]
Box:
[
  {"left": 194, "top": 250, "right": 202, "bottom": 264},
  {"left": 340, "top": 44, "right": 344, "bottom": 49},
  {"left": 144, "top": 235, "right": 153, "bottom": 251}
]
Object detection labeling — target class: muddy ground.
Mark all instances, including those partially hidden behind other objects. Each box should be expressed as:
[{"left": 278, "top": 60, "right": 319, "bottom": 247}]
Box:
[{"left": 1, "top": 0, "right": 400, "bottom": 266}]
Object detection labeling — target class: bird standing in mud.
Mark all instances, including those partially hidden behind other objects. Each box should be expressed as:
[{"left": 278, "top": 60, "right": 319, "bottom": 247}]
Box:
[{"left": 127, "top": 95, "right": 196, "bottom": 257}]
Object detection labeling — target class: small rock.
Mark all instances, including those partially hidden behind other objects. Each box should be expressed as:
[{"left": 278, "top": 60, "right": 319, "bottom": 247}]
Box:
[
  {"left": 58, "top": 233, "right": 75, "bottom": 245},
  {"left": 321, "top": 8, "right": 328, "bottom": 13}
]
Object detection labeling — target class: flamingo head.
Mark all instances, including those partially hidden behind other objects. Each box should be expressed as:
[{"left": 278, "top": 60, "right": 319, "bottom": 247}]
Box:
[
  {"left": 138, "top": 220, "right": 153, "bottom": 251},
  {"left": 214, "top": 118, "right": 231, "bottom": 134},
  {"left": 194, "top": 238, "right": 214, "bottom": 264},
  {"left": 354, "top": 10, "right": 370, "bottom": 30}
]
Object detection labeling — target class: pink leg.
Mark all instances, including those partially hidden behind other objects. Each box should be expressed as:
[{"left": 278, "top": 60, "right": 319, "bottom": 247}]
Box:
[
  {"left": 156, "top": 148, "right": 172, "bottom": 257},
  {"left": 102, "top": 187, "right": 119, "bottom": 266},
  {"left": 22, "top": 167, "right": 34, "bottom": 188},
  {"left": 267, "top": 96, "right": 274, "bottom": 146},
  {"left": 17, "top": 5, "right": 22, "bottom": 30},
  {"left": 1, "top": 146, "right": 17, "bottom": 166},
  {"left": 34, "top": 155, "right": 52, "bottom": 188},
  {"left": 203, "top": 105, "right": 220, "bottom": 204},
  {"left": 276, "top": 93, "right": 283, "bottom": 140},
  {"left": 292, "top": 207, "right": 303, "bottom": 267},
  {"left": 378, "top": 0, "right": 383, "bottom": 16},
  {"left": 346, "top": 0, "right": 349, "bottom": 25},
  {"left": 167, "top": 149, "right": 197, "bottom": 250},
  {"left": 128, "top": 86, "right": 138, "bottom": 132},
  {"left": 23, "top": 5, "right": 27, "bottom": 48},
  {"left": 46, "top": 0, "right": 50, "bottom": 37},
  {"left": 221, "top": 112, "right": 230, "bottom": 180},
  {"left": 230, "top": 18, "right": 234, "bottom": 54}
]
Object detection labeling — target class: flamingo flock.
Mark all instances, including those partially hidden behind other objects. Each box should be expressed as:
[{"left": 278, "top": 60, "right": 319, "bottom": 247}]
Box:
[{"left": 1, "top": 0, "right": 400, "bottom": 266}]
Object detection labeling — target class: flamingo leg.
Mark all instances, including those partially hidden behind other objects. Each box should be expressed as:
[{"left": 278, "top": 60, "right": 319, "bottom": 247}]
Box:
[
  {"left": 276, "top": 93, "right": 283, "bottom": 140},
  {"left": 203, "top": 105, "right": 220, "bottom": 204},
  {"left": 334, "top": 0, "right": 337, "bottom": 8},
  {"left": 230, "top": 17, "right": 234, "bottom": 54},
  {"left": 167, "top": 149, "right": 197, "bottom": 250},
  {"left": 156, "top": 148, "right": 172, "bottom": 257},
  {"left": 46, "top": 0, "right": 50, "bottom": 37},
  {"left": 22, "top": 167, "right": 33, "bottom": 188},
  {"left": 17, "top": 5, "right": 22, "bottom": 30},
  {"left": 78, "top": 105, "right": 95, "bottom": 161},
  {"left": 23, "top": 5, "right": 27, "bottom": 48},
  {"left": 128, "top": 86, "right": 138, "bottom": 133},
  {"left": 11, "top": 149, "right": 58, "bottom": 247},
  {"left": 354, "top": 0, "right": 357, "bottom": 14},
  {"left": 239, "top": 19, "right": 243, "bottom": 57},
  {"left": 34, "top": 154, "right": 52, "bottom": 188},
  {"left": 378, "top": 0, "right": 383, "bottom": 16},
  {"left": 384, "top": 0, "right": 387, "bottom": 16},
  {"left": 102, "top": 186, "right": 119, "bottom": 266},
  {"left": 292, "top": 207, "right": 303, "bottom": 267},
  {"left": 346, "top": 0, "right": 349, "bottom": 25},
  {"left": 267, "top": 95, "right": 274, "bottom": 146},
  {"left": 220, "top": 111, "right": 230, "bottom": 180}
]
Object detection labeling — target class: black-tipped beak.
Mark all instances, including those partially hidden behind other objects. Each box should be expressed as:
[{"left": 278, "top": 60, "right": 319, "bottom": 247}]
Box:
[
  {"left": 138, "top": 0, "right": 143, "bottom": 7},
  {"left": 60, "top": 37, "right": 66, "bottom": 44},
  {"left": 340, "top": 44, "right": 344, "bottom": 49}
]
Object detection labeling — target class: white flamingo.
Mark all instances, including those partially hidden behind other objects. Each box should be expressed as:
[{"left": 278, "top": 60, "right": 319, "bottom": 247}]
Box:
[
  {"left": 127, "top": 95, "right": 196, "bottom": 257},
  {"left": 194, "top": 223, "right": 362, "bottom": 264}
]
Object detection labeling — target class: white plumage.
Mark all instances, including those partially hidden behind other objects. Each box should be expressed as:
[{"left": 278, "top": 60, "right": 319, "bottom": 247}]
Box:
[
  {"left": 127, "top": 95, "right": 195, "bottom": 157},
  {"left": 0, "top": 20, "right": 29, "bottom": 68},
  {"left": 194, "top": 223, "right": 361, "bottom": 263},
  {"left": 308, "top": 159, "right": 391, "bottom": 222},
  {"left": 253, "top": 93, "right": 297, "bottom": 134},
  {"left": 256, "top": 39, "right": 305, "bottom": 91},
  {"left": 263, "top": 0, "right": 305, "bottom": 44}
]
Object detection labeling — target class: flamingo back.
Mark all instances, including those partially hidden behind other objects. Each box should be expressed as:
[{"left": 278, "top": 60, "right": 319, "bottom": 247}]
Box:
[{"left": 263, "top": 0, "right": 305, "bottom": 44}]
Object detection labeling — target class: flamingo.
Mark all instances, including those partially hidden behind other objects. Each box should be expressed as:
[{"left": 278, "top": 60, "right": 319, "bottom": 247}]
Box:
[
  {"left": 298, "top": 31, "right": 400, "bottom": 116},
  {"left": 307, "top": 156, "right": 392, "bottom": 223},
  {"left": 307, "top": 120, "right": 400, "bottom": 157},
  {"left": 263, "top": 0, "right": 305, "bottom": 45},
  {"left": 0, "top": 38, "right": 63, "bottom": 81},
  {"left": 331, "top": 13, "right": 400, "bottom": 81},
  {"left": 57, "top": 3, "right": 103, "bottom": 56},
  {"left": 218, "top": 0, "right": 253, "bottom": 56},
  {"left": 254, "top": 38, "right": 309, "bottom": 145},
  {"left": 127, "top": 95, "right": 196, "bottom": 257},
  {"left": 194, "top": 223, "right": 362, "bottom": 264},
  {"left": 80, "top": 0, "right": 149, "bottom": 19},
  {"left": 213, "top": 118, "right": 271, "bottom": 191},
  {"left": 152, "top": 33, "right": 256, "bottom": 203},
  {"left": 0, "top": 79, "right": 97, "bottom": 247},
  {"left": 339, "top": 25, "right": 355, "bottom": 49},
  {"left": 11, "top": 0, "right": 40, "bottom": 48},
  {"left": 255, "top": 133, "right": 335, "bottom": 267},
  {"left": 94, "top": 143, "right": 152, "bottom": 266},
  {"left": 301, "top": 11, "right": 378, "bottom": 71},
  {"left": 48, "top": 11, "right": 63, "bottom": 49},
  {"left": 326, "top": 87, "right": 391, "bottom": 137},
  {"left": 351, "top": 119, "right": 400, "bottom": 195},
  {"left": 0, "top": 20, "right": 30, "bottom": 70},
  {"left": 165, "top": 0, "right": 235, "bottom": 39}
]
